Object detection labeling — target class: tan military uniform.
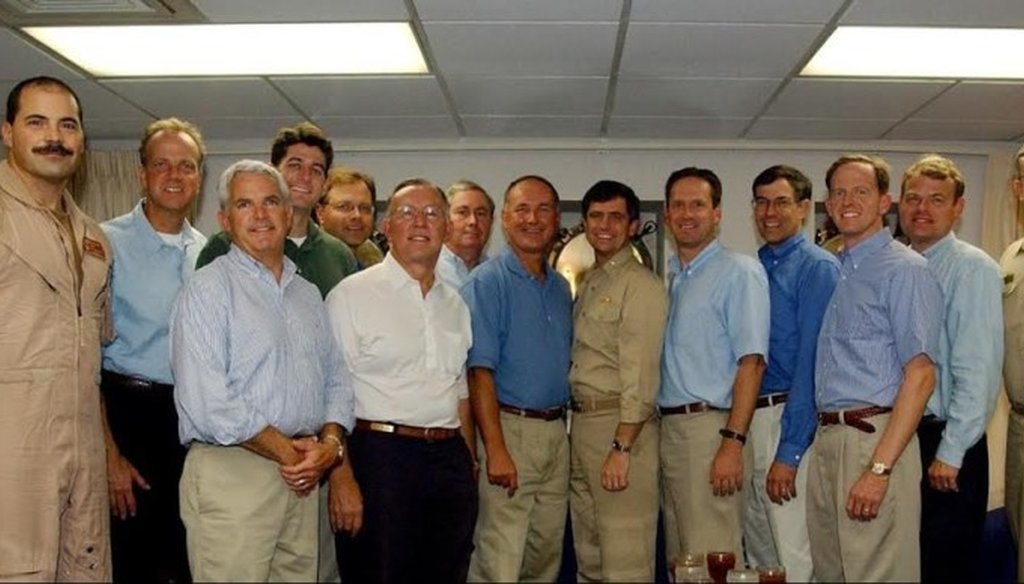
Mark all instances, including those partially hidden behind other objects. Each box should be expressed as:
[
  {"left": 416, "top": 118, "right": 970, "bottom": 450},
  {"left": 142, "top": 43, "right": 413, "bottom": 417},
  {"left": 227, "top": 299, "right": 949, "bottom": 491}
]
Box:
[
  {"left": 1001, "top": 238, "right": 1024, "bottom": 582},
  {"left": 0, "top": 160, "right": 112, "bottom": 582},
  {"left": 568, "top": 246, "right": 667, "bottom": 582}
]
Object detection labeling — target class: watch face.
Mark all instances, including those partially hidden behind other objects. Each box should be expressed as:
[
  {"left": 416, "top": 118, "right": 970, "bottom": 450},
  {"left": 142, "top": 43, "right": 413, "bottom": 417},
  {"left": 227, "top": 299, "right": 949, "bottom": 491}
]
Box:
[{"left": 871, "top": 462, "right": 890, "bottom": 475}]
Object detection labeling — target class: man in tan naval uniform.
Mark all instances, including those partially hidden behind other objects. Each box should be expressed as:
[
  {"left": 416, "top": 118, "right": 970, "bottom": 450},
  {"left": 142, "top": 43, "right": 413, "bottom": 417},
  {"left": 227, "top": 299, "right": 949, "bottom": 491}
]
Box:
[
  {"left": 0, "top": 76, "right": 112, "bottom": 582},
  {"left": 1000, "top": 143, "right": 1024, "bottom": 583},
  {"left": 569, "top": 180, "right": 667, "bottom": 582}
]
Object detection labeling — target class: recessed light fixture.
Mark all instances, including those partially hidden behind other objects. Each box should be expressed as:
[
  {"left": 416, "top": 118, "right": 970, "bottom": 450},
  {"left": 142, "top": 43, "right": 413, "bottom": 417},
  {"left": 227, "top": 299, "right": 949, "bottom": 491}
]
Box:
[
  {"left": 24, "top": 23, "right": 428, "bottom": 77},
  {"left": 803, "top": 26, "right": 1024, "bottom": 79}
]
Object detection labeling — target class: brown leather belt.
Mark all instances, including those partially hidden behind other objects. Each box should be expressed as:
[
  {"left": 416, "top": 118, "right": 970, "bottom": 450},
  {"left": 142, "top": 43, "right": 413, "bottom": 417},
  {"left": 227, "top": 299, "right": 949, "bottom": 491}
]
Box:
[
  {"left": 498, "top": 403, "right": 566, "bottom": 421},
  {"left": 101, "top": 369, "right": 173, "bottom": 392},
  {"left": 659, "top": 402, "right": 723, "bottom": 416},
  {"left": 818, "top": 406, "right": 892, "bottom": 434},
  {"left": 756, "top": 392, "right": 788, "bottom": 409},
  {"left": 571, "top": 396, "right": 620, "bottom": 414},
  {"left": 355, "top": 419, "right": 460, "bottom": 442}
]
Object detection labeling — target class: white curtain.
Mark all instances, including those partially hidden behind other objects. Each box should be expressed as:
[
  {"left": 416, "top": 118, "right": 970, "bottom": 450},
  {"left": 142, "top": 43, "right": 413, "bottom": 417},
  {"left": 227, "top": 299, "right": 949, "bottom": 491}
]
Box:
[{"left": 71, "top": 149, "right": 140, "bottom": 223}]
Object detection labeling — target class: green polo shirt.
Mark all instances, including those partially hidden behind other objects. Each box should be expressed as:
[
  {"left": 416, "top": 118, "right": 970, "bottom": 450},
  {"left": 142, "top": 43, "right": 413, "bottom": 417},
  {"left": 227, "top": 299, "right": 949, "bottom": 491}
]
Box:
[{"left": 196, "top": 219, "right": 357, "bottom": 299}]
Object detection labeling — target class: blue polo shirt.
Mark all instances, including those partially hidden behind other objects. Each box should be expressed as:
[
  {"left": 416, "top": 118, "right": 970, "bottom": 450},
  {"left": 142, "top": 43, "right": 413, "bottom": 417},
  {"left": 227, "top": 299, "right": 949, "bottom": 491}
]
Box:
[
  {"left": 659, "top": 240, "right": 770, "bottom": 409},
  {"left": 460, "top": 248, "right": 572, "bottom": 409},
  {"left": 759, "top": 234, "right": 840, "bottom": 467}
]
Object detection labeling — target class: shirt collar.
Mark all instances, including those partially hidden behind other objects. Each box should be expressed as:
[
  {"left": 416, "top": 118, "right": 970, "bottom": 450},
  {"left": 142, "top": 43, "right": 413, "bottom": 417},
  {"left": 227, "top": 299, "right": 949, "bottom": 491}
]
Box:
[
  {"left": 670, "top": 239, "right": 722, "bottom": 274},
  {"left": 381, "top": 251, "right": 436, "bottom": 294},
  {"left": 758, "top": 233, "right": 804, "bottom": 263},
  {"left": 500, "top": 247, "right": 555, "bottom": 281},
  {"left": 597, "top": 245, "right": 637, "bottom": 275},
  {"left": 227, "top": 244, "right": 297, "bottom": 287},
  {"left": 921, "top": 232, "right": 956, "bottom": 261},
  {"left": 840, "top": 228, "right": 892, "bottom": 266},
  {"left": 0, "top": 159, "right": 78, "bottom": 214},
  {"left": 131, "top": 200, "right": 202, "bottom": 254}
]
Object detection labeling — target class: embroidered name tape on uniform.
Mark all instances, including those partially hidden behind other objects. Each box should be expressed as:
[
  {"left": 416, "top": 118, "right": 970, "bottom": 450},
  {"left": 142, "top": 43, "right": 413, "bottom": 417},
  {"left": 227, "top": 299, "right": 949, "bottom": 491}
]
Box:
[{"left": 83, "top": 237, "right": 106, "bottom": 260}]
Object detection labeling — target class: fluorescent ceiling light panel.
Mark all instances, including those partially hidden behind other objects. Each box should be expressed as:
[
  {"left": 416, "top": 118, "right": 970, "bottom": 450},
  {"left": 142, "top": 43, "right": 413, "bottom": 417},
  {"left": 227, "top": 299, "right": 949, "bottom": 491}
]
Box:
[
  {"left": 24, "top": 23, "right": 427, "bottom": 76},
  {"left": 803, "top": 26, "right": 1024, "bottom": 79}
]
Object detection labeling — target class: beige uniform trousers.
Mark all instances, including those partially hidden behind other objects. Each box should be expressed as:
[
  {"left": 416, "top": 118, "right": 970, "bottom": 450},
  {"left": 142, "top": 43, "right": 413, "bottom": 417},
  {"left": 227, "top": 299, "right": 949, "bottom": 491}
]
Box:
[
  {"left": 660, "top": 409, "right": 751, "bottom": 560},
  {"left": 806, "top": 413, "right": 921, "bottom": 582},
  {"left": 742, "top": 404, "right": 813, "bottom": 581},
  {"left": 1006, "top": 409, "right": 1024, "bottom": 583},
  {"left": 180, "top": 443, "right": 318, "bottom": 582},
  {"left": 469, "top": 412, "right": 569, "bottom": 582},
  {"left": 317, "top": 483, "right": 340, "bottom": 582},
  {"left": 570, "top": 409, "right": 658, "bottom": 582}
]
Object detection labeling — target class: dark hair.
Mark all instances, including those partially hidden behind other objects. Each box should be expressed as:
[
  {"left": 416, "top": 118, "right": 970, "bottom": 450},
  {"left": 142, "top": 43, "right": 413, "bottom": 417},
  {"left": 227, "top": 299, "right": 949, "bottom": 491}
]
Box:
[
  {"left": 5, "top": 76, "right": 82, "bottom": 125},
  {"left": 664, "top": 167, "right": 722, "bottom": 207},
  {"left": 504, "top": 174, "right": 560, "bottom": 207},
  {"left": 751, "top": 165, "right": 812, "bottom": 202},
  {"left": 825, "top": 154, "right": 890, "bottom": 193},
  {"left": 581, "top": 180, "right": 640, "bottom": 222},
  {"left": 270, "top": 122, "right": 333, "bottom": 169}
]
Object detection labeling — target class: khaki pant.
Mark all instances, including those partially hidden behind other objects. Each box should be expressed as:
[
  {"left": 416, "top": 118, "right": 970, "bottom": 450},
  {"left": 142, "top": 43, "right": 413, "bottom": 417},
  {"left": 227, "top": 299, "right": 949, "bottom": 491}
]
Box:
[
  {"left": 317, "top": 482, "right": 340, "bottom": 582},
  {"left": 180, "top": 443, "right": 318, "bottom": 582},
  {"left": 1006, "top": 409, "right": 1024, "bottom": 583},
  {"left": 743, "top": 404, "right": 813, "bottom": 581},
  {"left": 806, "top": 413, "right": 921, "bottom": 582},
  {"left": 660, "top": 409, "right": 750, "bottom": 560},
  {"left": 469, "top": 412, "right": 569, "bottom": 582},
  {"left": 570, "top": 410, "right": 659, "bottom": 582}
]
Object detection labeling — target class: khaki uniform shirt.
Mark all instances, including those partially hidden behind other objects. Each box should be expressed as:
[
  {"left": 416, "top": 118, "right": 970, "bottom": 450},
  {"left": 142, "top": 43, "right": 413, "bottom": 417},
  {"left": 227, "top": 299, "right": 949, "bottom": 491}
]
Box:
[
  {"left": 0, "top": 159, "right": 112, "bottom": 579},
  {"left": 1001, "top": 238, "right": 1024, "bottom": 406},
  {"left": 569, "top": 246, "right": 668, "bottom": 423}
]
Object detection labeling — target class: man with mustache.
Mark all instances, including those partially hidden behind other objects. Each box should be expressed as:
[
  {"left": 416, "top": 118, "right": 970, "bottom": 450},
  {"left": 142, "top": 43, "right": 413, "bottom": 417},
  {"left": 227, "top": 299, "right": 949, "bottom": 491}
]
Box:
[
  {"left": 0, "top": 76, "right": 112, "bottom": 581},
  {"left": 196, "top": 122, "right": 357, "bottom": 298},
  {"left": 99, "top": 117, "right": 208, "bottom": 583},
  {"left": 897, "top": 154, "right": 1002, "bottom": 583},
  {"left": 171, "top": 160, "right": 353, "bottom": 582},
  {"left": 436, "top": 180, "right": 494, "bottom": 288}
]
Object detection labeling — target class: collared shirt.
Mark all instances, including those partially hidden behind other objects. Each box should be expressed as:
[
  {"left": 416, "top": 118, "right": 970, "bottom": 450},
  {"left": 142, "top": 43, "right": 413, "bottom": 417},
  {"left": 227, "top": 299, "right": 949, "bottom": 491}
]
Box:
[
  {"left": 196, "top": 219, "right": 357, "bottom": 299},
  {"left": 436, "top": 244, "right": 488, "bottom": 289},
  {"left": 570, "top": 246, "right": 667, "bottom": 423},
  {"left": 922, "top": 233, "right": 1003, "bottom": 468},
  {"left": 758, "top": 234, "right": 840, "bottom": 467},
  {"left": 461, "top": 248, "right": 573, "bottom": 409},
  {"left": 815, "top": 229, "right": 942, "bottom": 411},
  {"left": 171, "top": 246, "right": 354, "bottom": 445},
  {"left": 1002, "top": 237, "right": 1024, "bottom": 407},
  {"left": 659, "top": 240, "right": 770, "bottom": 408},
  {"left": 325, "top": 253, "right": 472, "bottom": 428},
  {"left": 101, "top": 200, "right": 206, "bottom": 384}
]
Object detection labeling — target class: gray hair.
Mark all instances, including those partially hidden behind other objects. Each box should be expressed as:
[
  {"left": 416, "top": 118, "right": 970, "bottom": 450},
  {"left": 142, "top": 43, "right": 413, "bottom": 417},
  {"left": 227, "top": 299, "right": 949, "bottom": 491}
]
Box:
[
  {"left": 218, "top": 159, "right": 289, "bottom": 209},
  {"left": 446, "top": 179, "right": 495, "bottom": 214}
]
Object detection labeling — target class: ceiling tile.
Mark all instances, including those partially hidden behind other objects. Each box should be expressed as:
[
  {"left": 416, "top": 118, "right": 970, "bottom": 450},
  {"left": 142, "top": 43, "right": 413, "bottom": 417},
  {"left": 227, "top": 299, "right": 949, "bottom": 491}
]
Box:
[
  {"left": 272, "top": 76, "right": 448, "bottom": 117},
  {"left": 185, "top": 116, "right": 312, "bottom": 142},
  {"left": 68, "top": 80, "right": 152, "bottom": 120},
  {"left": 191, "top": 0, "right": 408, "bottom": 22},
  {"left": 417, "top": 0, "right": 622, "bottom": 21},
  {"left": 843, "top": 0, "right": 1024, "bottom": 27},
  {"left": 745, "top": 117, "right": 896, "bottom": 140},
  {"left": 632, "top": 0, "right": 847, "bottom": 24},
  {"left": 608, "top": 116, "right": 749, "bottom": 139},
  {"left": 99, "top": 78, "right": 301, "bottom": 118},
  {"left": 83, "top": 118, "right": 153, "bottom": 140},
  {"left": 912, "top": 82, "right": 1024, "bottom": 122},
  {"left": 621, "top": 22, "right": 821, "bottom": 78},
  {"left": 615, "top": 78, "right": 779, "bottom": 117},
  {"left": 447, "top": 76, "right": 608, "bottom": 115},
  {"left": 314, "top": 116, "right": 458, "bottom": 139},
  {"left": 462, "top": 115, "right": 601, "bottom": 137},
  {"left": 0, "top": 28, "right": 84, "bottom": 81},
  {"left": 886, "top": 119, "right": 1024, "bottom": 141},
  {"left": 762, "top": 78, "right": 953, "bottom": 119},
  {"left": 424, "top": 22, "right": 618, "bottom": 76}
]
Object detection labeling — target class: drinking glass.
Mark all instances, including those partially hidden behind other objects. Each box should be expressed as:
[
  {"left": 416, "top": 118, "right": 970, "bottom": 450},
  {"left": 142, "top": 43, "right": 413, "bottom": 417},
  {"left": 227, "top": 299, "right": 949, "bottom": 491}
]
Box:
[{"left": 706, "top": 551, "right": 737, "bottom": 584}]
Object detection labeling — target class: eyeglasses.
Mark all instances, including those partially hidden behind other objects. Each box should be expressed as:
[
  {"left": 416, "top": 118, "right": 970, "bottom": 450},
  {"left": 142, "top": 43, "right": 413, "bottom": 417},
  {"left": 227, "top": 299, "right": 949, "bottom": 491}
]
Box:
[
  {"left": 328, "top": 201, "right": 374, "bottom": 215},
  {"left": 752, "top": 197, "right": 797, "bottom": 211},
  {"left": 390, "top": 204, "right": 445, "bottom": 224}
]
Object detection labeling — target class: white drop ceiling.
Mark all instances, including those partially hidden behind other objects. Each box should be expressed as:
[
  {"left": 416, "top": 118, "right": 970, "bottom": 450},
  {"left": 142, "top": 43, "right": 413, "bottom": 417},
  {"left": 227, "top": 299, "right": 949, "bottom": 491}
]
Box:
[{"left": 0, "top": 0, "right": 1022, "bottom": 143}]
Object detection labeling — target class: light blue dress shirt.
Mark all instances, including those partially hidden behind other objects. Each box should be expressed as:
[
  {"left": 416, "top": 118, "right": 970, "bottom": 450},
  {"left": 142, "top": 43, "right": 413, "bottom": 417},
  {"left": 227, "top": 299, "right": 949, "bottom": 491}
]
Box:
[
  {"left": 815, "top": 229, "right": 943, "bottom": 411},
  {"left": 659, "top": 240, "right": 770, "bottom": 409},
  {"left": 460, "top": 248, "right": 572, "bottom": 409},
  {"left": 436, "top": 244, "right": 487, "bottom": 289},
  {"left": 171, "top": 245, "right": 355, "bottom": 445},
  {"left": 921, "top": 233, "right": 1004, "bottom": 467},
  {"left": 101, "top": 200, "right": 206, "bottom": 384},
  {"left": 759, "top": 234, "right": 840, "bottom": 467}
]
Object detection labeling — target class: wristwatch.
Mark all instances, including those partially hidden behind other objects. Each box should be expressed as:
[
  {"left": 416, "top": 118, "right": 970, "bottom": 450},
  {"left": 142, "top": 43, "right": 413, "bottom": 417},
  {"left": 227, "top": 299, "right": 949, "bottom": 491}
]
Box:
[
  {"left": 324, "top": 434, "right": 345, "bottom": 464},
  {"left": 611, "top": 438, "right": 632, "bottom": 453},
  {"left": 868, "top": 461, "right": 892, "bottom": 477}
]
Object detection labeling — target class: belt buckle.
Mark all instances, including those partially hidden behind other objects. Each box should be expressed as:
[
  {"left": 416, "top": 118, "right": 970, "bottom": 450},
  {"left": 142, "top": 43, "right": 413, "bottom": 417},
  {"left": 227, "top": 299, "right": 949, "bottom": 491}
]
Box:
[
  {"left": 423, "top": 427, "right": 435, "bottom": 442},
  {"left": 370, "top": 422, "right": 395, "bottom": 434},
  {"left": 839, "top": 410, "right": 847, "bottom": 426}
]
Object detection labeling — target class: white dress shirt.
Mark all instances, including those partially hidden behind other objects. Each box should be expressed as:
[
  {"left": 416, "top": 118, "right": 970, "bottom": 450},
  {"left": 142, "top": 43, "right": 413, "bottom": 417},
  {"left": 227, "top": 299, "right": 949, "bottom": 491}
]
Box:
[{"left": 325, "top": 253, "right": 471, "bottom": 428}]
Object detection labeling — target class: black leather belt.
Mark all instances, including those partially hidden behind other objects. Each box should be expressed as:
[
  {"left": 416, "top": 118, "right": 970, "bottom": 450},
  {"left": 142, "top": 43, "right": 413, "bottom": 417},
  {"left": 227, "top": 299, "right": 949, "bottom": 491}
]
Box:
[
  {"left": 498, "top": 403, "right": 566, "bottom": 421},
  {"left": 102, "top": 369, "right": 173, "bottom": 392},
  {"left": 756, "top": 392, "right": 788, "bottom": 409}
]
